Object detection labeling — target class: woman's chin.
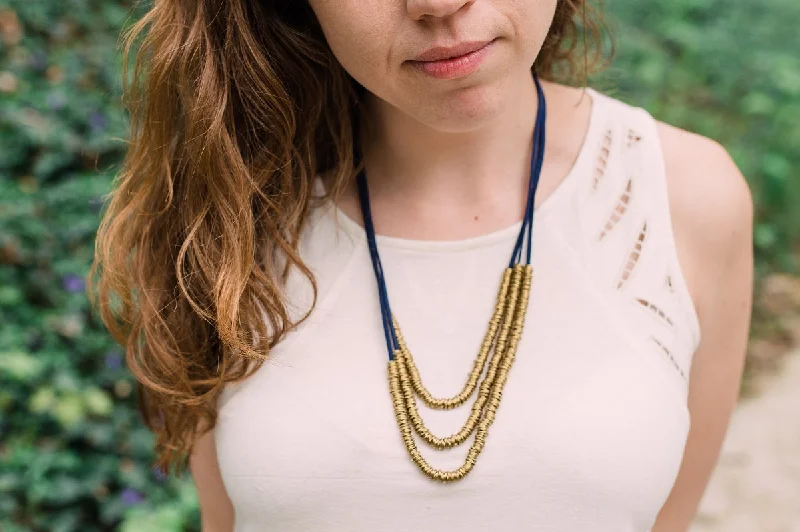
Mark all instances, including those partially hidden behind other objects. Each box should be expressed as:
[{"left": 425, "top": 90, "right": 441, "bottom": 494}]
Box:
[{"left": 405, "top": 78, "right": 515, "bottom": 133}]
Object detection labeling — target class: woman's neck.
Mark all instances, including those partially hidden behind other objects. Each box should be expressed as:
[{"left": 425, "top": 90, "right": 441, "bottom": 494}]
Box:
[
  {"left": 336, "top": 76, "right": 592, "bottom": 241},
  {"left": 359, "top": 68, "right": 539, "bottom": 208}
]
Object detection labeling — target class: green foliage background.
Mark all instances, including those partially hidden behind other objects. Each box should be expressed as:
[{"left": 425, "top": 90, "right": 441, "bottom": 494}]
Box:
[{"left": 0, "top": 0, "right": 797, "bottom": 530}]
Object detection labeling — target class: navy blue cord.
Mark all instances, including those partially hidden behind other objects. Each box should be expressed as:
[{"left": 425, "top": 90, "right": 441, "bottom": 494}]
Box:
[
  {"left": 525, "top": 76, "right": 548, "bottom": 265},
  {"left": 357, "top": 71, "right": 547, "bottom": 361},
  {"left": 357, "top": 172, "right": 400, "bottom": 357},
  {"left": 509, "top": 104, "right": 544, "bottom": 267},
  {"left": 509, "top": 73, "right": 546, "bottom": 267}
]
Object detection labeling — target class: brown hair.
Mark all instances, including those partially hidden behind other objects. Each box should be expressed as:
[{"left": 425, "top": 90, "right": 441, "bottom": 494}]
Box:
[{"left": 89, "top": 0, "right": 610, "bottom": 474}]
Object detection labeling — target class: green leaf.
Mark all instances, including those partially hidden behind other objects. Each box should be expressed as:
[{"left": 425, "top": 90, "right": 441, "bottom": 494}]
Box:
[
  {"left": 29, "top": 386, "right": 57, "bottom": 414},
  {"left": 83, "top": 386, "right": 114, "bottom": 417},
  {"left": 0, "top": 350, "right": 44, "bottom": 379},
  {"left": 754, "top": 223, "right": 779, "bottom": 250},
  {"left": 0, "top": 285, "right": 24, "bottom": 306},
  {"left": 53, "top": 393, "right": 85, "bottom": 428},
  {"left": 120, "top": 505, "right": 186, "bottom": 532}
]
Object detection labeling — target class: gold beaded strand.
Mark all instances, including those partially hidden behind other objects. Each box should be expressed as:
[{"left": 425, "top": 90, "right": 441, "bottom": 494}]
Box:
[
  {"left": 393, "top": 268, "right": 513, "bottom": 410},
  {"left": 387, "top": 265, "right": 533, "bottom": 482},
  {"left": 393, "top": 266, "right": 523, "bottom": 446}
]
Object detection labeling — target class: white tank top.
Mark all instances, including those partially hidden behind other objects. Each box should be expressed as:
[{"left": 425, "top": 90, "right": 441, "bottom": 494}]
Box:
[{"left": 214, "top": 88, "right": 701, "bottom": 532}]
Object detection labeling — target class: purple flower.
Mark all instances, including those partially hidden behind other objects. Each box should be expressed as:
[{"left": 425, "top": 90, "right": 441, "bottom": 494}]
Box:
[
  {"left": 120, "top": 488, "right": 144, "bottom": 506},
  {"left": 62, "top": 274, "right": 85, "bottom": 294},
  {"left": 152, "top": 466, "right": 168, "bottom": 482},
  {"left": 104, "top": 350, "right": 123, "bottom": 370},
  {"left": 88, "top": 111, "right": 107, "bottom": 133}
]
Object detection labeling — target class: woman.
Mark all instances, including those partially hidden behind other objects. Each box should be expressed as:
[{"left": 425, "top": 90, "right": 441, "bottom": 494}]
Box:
[{"left": 91, "top": 0, "right": 754, "bottom": 530}]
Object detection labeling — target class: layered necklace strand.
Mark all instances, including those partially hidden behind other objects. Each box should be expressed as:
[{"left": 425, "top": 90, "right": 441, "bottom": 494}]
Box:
[{"left": 356, "top": 73, "right": 547, "bottom": 482}]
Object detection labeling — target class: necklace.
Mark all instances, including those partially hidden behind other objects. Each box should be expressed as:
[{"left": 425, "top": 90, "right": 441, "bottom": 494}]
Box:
[{"left": 356, "top": 72, "right": 547, "bottom": 482}]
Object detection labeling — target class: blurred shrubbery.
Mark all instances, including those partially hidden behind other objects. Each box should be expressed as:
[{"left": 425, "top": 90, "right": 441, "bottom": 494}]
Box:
[
  {"left": 0, "top": 1, "right": 199, "bottom": 531},
  {"left": 0, "top": 0, "right": 796, "bottom": 530}
]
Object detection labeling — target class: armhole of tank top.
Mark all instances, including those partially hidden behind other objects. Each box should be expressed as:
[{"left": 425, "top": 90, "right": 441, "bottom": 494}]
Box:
[{"left": 632, "top": 107, "right": 702, "bottom": 352}]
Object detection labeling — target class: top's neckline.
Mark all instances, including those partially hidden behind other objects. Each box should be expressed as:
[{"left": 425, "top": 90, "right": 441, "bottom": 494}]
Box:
[{"left": 324, "top": 86, "right": 603, "bottom": 253}]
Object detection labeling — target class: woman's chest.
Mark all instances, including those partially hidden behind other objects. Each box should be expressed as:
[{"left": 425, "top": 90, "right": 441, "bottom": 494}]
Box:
[{"left": 214, "top": 257, "right": 691, "bottom": 530}]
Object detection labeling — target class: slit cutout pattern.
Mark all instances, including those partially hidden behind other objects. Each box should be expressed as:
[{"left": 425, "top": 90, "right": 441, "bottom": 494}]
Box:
[
  {"left": 627, "top": 128, "right": 642, "bottom": 148},
  {"left": 598, "top": 178, "right": 632, "bottom": 241},
  {"left": 651, "top": 336, "right": 687, "bottom": 382},
  {"left": 592, "top": 129, "right": 613, "bottom": 191},
  {"left": 665, "top": 274, "right": 675, "bottom": 293},
  {"left": 637, "top": 298, "right": 675, "bottom": 329},
  {"left": 616, "top": 221, "right": 647, "bottom": 290}
]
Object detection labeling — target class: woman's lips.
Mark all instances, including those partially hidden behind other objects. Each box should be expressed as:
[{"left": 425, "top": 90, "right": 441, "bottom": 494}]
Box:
[{"left": 408, "top": 39, "right": 496, "bottom": 80}]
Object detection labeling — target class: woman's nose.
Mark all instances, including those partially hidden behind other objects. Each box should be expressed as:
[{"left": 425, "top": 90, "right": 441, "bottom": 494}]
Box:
[{"left": 406, "top": 0, "right": 474, "bottom": 21}]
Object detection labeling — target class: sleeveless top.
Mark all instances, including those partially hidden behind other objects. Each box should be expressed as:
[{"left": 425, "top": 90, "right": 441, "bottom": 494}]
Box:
[{"left": 214, "top": 88, "right": 702, "bottom": 532}]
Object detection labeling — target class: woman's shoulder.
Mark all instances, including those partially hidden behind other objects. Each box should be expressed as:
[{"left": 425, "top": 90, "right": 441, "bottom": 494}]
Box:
[
  {"left": 655, "top": 119, "right": 753, "bottom": 323},
  {"left": 572, "top": 84, "right": 752, "bottom": 243},
  {"left": 569, "top": 82, "right": 752, "bottom": 339},
  {"left": 574, "top": 82, "right": 752, "bottom": 323},
  {"left": 656, "top": 120, "right": 752, "bottom": 227},
  {"left": 575, "top": 85, "right": 752, "bottom": 244}
]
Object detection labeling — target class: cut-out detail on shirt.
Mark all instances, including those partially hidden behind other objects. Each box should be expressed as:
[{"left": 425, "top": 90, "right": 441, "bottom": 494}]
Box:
[
  {"left": 598, "top": 178, "right": 632, "bottom": 241},
  {"left": 592, "top": 129, "right": 614, "bottom": 191},
  {"left": 637, "top": 298, "right": 676, "bottom": 329},
  {"left": 651, "top": 336, "right": 687, "bottom": 382},
  {"left": 627, "top": 128, "right": 642, "bottom": 147},
  {"left": 665, "top": 274, "right": 675, "bottom": 293},
  {"left": 616, "top": 221, "right": 647, "bottom": 290}
]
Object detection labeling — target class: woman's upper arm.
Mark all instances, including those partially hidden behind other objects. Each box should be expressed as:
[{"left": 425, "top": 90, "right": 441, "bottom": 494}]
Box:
[
  {"left": 190, "top": 429, "right": 235, "bottom": 532},
  {"left": 651, "top": 123, "right": 754, "bottom": 531}
]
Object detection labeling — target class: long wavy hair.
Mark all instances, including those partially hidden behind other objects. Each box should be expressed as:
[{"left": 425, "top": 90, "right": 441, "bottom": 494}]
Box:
[{"left": 89, "top": 0, "right": 610, "bottom": 474}]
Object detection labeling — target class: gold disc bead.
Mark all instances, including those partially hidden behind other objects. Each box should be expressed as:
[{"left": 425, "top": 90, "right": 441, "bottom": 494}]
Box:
[
  {"left": 486, "top": 266, "right": 532, "bottom": 401},
  {"left": 491, "top": 265, "right": 524, "bottom": 358}
]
